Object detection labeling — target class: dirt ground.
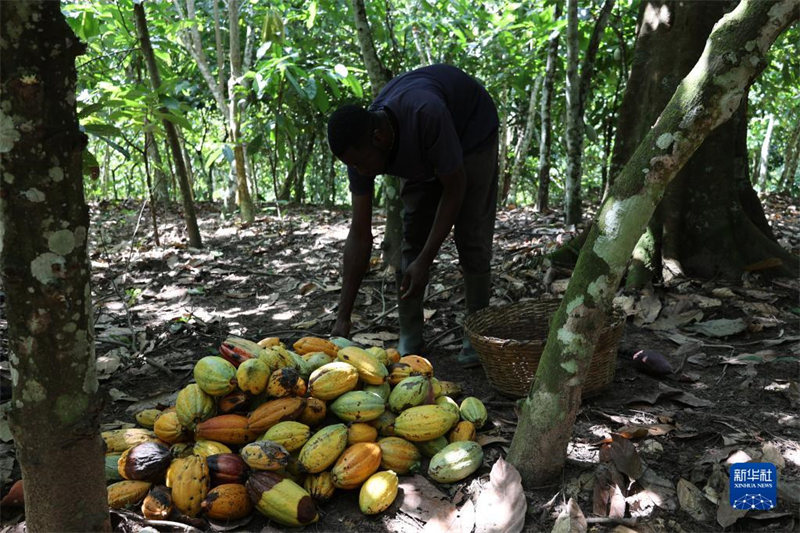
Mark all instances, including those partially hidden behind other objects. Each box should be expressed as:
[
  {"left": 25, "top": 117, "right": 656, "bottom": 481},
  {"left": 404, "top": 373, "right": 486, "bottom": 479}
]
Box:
[{"left": 1, "top": 194, "right": 798, "bottom": 532}]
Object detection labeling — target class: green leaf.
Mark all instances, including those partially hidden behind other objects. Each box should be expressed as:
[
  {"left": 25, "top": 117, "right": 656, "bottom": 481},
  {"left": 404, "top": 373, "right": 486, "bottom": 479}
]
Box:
[
  {"left": 155, "top": 110, "right": 191, "bottom": 130},
  {"left": 307, "top": 1, "right": 317, "bottom": 29},
  {"left": 81, "top": 123, "right": 123, "bottom": 137}
]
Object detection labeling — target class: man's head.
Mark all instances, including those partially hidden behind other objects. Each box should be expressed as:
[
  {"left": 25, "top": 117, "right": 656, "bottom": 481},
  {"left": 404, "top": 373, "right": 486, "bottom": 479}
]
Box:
[{"left": 327, "top": 104, "right": 393, "bottom": 176}]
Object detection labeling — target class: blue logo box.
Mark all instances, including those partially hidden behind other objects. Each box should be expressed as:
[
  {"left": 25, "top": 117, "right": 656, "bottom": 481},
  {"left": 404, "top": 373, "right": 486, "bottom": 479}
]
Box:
[{"left": 730, "top": 462, "right": 777, "bottom": 510}]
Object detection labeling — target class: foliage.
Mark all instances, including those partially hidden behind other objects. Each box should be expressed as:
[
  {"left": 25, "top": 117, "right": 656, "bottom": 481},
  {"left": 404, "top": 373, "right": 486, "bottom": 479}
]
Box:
[{"left": 62, "top": 0, "right": 798, "bottom": 209}]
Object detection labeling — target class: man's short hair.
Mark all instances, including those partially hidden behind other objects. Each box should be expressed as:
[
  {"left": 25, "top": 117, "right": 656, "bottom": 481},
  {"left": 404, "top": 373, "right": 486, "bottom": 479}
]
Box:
[{"left": 327, "top": 104, "right": 372, "bottom": 156}]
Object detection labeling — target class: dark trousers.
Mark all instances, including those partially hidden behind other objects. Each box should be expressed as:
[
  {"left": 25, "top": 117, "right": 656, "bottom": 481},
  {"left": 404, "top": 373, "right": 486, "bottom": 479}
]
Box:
[{"left": 399, "top": 135, "right": 499, "bottom": 276}]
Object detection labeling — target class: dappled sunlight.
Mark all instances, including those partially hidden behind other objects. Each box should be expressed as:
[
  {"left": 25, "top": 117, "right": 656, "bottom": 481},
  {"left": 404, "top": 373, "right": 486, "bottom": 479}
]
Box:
[{"left": 642, "top": 3, "right": 671, "bottom": 33}]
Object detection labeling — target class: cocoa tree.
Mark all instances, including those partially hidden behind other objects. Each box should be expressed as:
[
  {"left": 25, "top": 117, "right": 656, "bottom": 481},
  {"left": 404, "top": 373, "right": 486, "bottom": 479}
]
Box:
[
  {"left": 614, "top": 1, "right": 798, "bottom": 286},
  {"left": 507, "top": 0, "right": 799, "bottom": 483},
  {"left": 0, "top": 2, "right": 110, "bottom": 530}
]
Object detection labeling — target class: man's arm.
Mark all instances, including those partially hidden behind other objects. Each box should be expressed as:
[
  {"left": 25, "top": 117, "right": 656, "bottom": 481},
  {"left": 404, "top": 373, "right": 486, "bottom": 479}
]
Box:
[
  {"left": 400, "top": 166, "right": 466, "bottom": 299},
  {"left": 332, "top": 192, "right": 374, "bottom": 337}
]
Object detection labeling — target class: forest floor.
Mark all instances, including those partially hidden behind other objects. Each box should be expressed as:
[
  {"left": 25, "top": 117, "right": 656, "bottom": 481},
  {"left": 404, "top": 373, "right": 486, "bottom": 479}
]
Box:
[{"left": 1, "top": 194, "right": 799, "bottom": 533}]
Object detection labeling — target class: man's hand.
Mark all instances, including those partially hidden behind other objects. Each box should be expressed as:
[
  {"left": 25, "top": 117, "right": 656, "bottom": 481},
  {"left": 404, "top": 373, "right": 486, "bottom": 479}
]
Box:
[
  {"left": 400, "top": 258, "right": 430, "bottom": 300},
  {"left": 331, "top": 315, "right": 352, "bottom": 338}
]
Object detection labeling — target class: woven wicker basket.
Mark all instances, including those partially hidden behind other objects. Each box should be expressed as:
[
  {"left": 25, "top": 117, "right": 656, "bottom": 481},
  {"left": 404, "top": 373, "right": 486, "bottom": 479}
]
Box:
[{"left": 463, "top": 300, "right": 625, "bottom": 398}]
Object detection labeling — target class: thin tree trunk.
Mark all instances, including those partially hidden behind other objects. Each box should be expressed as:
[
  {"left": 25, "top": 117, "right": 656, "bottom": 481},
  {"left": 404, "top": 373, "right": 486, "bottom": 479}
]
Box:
[
  {"left": 537, "top": 6, "right": 562, "bottom": 213},
  {"left": 507, "top": 0, "right": 798, "bottom": 485},
  {"left": 506, "top": 76, "right": 543, "bottom": 203},
  {"left": 1, "top": 3, "right": 111, "bottom": 530},
  {"left": 757, "top": 114, "right": 775, "bottom": 188},
  {"left": 145, "top": 126, "right": 170, "bottom": 207},
  {"left": 135, "top": 2, "right": 202, "bottom": 247},
  {"left": 496, "top": 85, "right": 510, "bottom": 205},
  {"left": 780, "top": 121, "right": 800, "bottom": 192},
  {"left": 351, "top": 0, "right": 403, "bottom": 272},
  {"left": 228, "top": 0, "right": 255, "bottom": 221}
]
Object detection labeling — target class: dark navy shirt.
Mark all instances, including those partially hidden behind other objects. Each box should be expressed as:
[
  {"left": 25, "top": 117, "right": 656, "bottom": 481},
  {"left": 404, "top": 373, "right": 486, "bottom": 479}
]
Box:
[{"left": 348, "top": 64, "right": 499, "bottom": 195}]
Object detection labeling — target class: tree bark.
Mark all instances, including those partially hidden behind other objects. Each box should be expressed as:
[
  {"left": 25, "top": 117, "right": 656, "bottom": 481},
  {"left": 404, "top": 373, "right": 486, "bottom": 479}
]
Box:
[
  {"left": 507, "top": 0, "right": 799, "bottom": 485},
  {"left": 0, "top": 3, "right": 110, "bottom": 530},
  {"left": 757, "top": 114, "right": 775, "bottom": 188},
  {"left": 228, "top": 0, "right": 255, "bottom": 222},
  {"left": 351, "top": 0, "right": 403, "bottom": 272},
  {"left": 779, "top": 121, "right": 800, "bottom": 192},
  {"left": 135, "top": 2, "right": 202, "bottom": 248},
  {"left": 537, "top": 6, "right": 562, "bottom": 212},
  {"left": 564, "top": 0, "right": 615, "bottom": 225},
  {"left": 505, "top": 77, "right": 542, "bottom": 203}
]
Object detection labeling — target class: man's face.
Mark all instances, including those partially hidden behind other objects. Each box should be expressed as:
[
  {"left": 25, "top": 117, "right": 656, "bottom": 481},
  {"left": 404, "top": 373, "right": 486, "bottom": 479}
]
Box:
[{"left": 339, "top": 142, "right": 387, "bottom": 176}]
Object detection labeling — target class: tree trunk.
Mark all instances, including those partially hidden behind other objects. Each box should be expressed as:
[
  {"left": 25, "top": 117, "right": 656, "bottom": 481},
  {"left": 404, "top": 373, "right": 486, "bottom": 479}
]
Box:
[
  {"left": 351, "top": 0, "right": 403, "bottom": 272},
  {"left": 537, "top": 6, "right": 562, "bottom": 213},
  {"left": 779, "top": 121, "right": 800, "bottom": 192},
  {"left": 613, "top": 1, "right": 795, "bottom": 287},
  {"left": 0, "top": 3, "right": 110, "bottom": 530},
  {"left": 505, "top": 77, "right": 542, "bottom": 203},
  {"left": 563, "top": 0, "right": 582, "bottom": 225},
  {"left": 564, "top": 0, "right": 615, "bottom": 225},
  {"left": 757, "top": 114, "right": 775, "bottom": 188},
  {"left": 496, "top": 85, "right": 510, "bottom": 205},
  {"left": 145, "top": 123, "right": 170, "bottom": 207},
  {"left": 228, "top": 0, "right": 255, "bottom": 222},
  {"left": 135, "top": 2, "right": 202, "bottom": 248},
  {"left": 507, "top": 0, "right": 799, "bottom": 485}
]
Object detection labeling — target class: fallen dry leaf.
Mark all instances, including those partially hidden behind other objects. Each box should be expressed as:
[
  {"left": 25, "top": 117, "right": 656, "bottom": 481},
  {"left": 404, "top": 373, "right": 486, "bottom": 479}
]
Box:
[
  {"left": 551, "top": 498, "right": 586, "bottom": 533},
  {"left": 677, "top": 478, "right": 714, "bottom": 523},
  {"left": 610, "top": 434, "right": 643, "bottom": 480},
  {"left": 474, "top": 458, "right": 526, "bottom": 533}
]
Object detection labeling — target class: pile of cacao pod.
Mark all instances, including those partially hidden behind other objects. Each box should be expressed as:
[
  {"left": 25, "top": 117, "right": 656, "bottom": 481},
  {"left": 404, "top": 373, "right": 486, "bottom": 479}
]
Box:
[{"left": 103, "top": 335, "right": 489, "bottom": 527}]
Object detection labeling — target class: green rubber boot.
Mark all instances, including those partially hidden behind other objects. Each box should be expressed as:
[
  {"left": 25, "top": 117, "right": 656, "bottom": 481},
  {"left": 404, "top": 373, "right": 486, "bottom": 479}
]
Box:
[
  {"left": 397, "top": 292, "right": 425, "bottom": 356},
  {"left": 457, "top": 272, "right": 491, "bottom": 368}
]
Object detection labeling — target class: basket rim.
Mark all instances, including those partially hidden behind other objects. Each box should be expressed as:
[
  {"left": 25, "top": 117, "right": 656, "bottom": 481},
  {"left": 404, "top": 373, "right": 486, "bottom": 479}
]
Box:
[{"left": 464, "top": 299, "right": 624, "bottom": 346}]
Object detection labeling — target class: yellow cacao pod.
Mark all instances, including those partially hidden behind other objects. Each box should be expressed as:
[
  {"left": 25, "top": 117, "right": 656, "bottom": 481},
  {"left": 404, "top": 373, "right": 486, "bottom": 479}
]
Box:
[
  {"left": 298, "top": 397, "right": 327, "bottom": 427},
  {"left": 359, "top": 470, "right": 398, "bottom": 515},
  {"left": 365, "top": 346, "right": 389, "bottom": 365},
  {"left": 448, "top": 420, "right": 477, "bottom": 443},
  {"left": 202, "top": 483, "right": 253, "bottom": 521},
  {"left": 378, "top": 436, "right": 422, "bottom": 474},
  {"left": 236, "top": 358, "right": 270, "bottom": 395},
  {"left": 297, "top": 423, "right": 348, "bottom": 474},
  {"left": 240, "top": 440, "right": 290, "bottom": 471},
  {"left": 153, "top": 411, "right": 190, "bottom": 444},
  {"left": 388, "top": 375, "right": 433, "bottom": 413},
  {"left": 307, "top": 361, "right": 359, "bottom": 400},
  {"left": 141, "top": 484, "right": 173, "bottom": 520},
  {"left": 176, "top": 383, "right": 216, "bottom": 429},
  {"left": 247, "top": 471, "right": 318, "bottom": 527},
  {"left": 167, "top": 455, "right": 209, "bottom": 517},
  {"left": 435, "top": 395, "right": 461, "bottom": 420},
  {"left": 263, "top": 421, "right": 312, "bottom": 452},
  {"left": 301, "top": 351, "right": 335, "bottom": 372},
  {"left": 134, "top": 409, "right": 162, "bottom": 429},
  {"left": 303, "top": 471, "right": 335, "bottom": 502},
  {"left": 330, "top": 391, "right": 386, "bottom": 423},
  {"left": 247, "top": 396, "right": 306, "bottom": 434},
  {"left": 337, "top": 346, "right": 388, "bottom": 385},
  {"left": 192, "top": 439, "right": 232, "bottom": 458},
  {"left": 394, "top": 405, "right": 458, "bottom": 442},
  {"left": 386, "top": 347, "right": 401, "bottom": 364},
  {"left": 267, "top": 367, "right": 307, "bottom": 398},
  {"left": 194, "top": 356, "right": 237, "bottom": 397},
  {"left": 416, "top": 435, "right": 449, "bottom": 458},
  {"left": 195, "top": 414, "right": 259, "bottom": 445},
  {"left": 101, "top": 428, "right": 157, "bottom": 453},
  {"left": 398, "top": 355, "right": 434, "bottom": 377},
  {"left": 257, "top": 336, "right": 282, "bottom": 349},
  {"left": 347, "top": 422, "right": 378, "bottom": 445},
  {"left": 108, "top": 480, "right": 151, "bottom": 509},
  {"left": 331, "top": 442, "right": 382, "bottom": 489},
  {"left": 293, "top": 336, "right": 338, "bottom": 358}
]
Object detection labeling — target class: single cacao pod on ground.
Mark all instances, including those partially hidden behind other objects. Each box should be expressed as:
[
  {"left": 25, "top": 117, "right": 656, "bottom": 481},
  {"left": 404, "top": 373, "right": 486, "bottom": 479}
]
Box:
[
  {"left": 347, "top": 422, "right": 378, "bottom": 444},
  {"left": 175, "top": 383, "right": 216, "bottom": 430},
  {"left": 195, "top": 414, "right": 259, "bottom": 445},
  {"left": 293, "top": 337, "right": 338, "bottom": 358},
  {"left": 240, "top": 440, "right": 290, "bottom": 471},
  {"left": 449, "top": 420, "right": 477, "bottom": 443},
  {"left": 192, "top": 439, "right": 232, "bottom": 458},
  {"left": 267, "top": 367, "right": 307, "bottom": 398},
  {"left": 141, "top": 484, "right": 173, "bottom": 520},
  {"left": 359, "top": 470, "right": 398, "bottom": 515},
  {"left": 206, "top": 453, "right": 249, "bottom": 486},
  {"left": 236, "top": 358, "right": 270, "bottom": 395},
  {"left": 459, "top": 397, "right": 488, "bottom": 428},
  {"left": 219, "top": 336, "right": 262, "bottom": 367},
  {"left": 427, "top": 441, "right": 484, "bottom": 484},
  {"left": 297, "top": 423, "right": 348, "bottom": 474},
  {"left": 331, "top": 442, "right": 382, "bottom": 489},
  {"left": 107, "top": 480, "right": 152, "bottom": 509},
  {"left": 298, "top": 397, "right": 327, "bottom": 427},
  {"left": 378, "top": 437, "right": 422, "bottom": 474},
  {"left": 118, "top": 441, "right": 172, "bottom": 482},
  {"left": 394, "top": 405, "right": 458, "bottom": 442},
  {"left": 307, "top": 361, "right": 359, "bottom": 400},
  {"left": 330, "top": 390, "right": 385, "bottom": 423},
  {"left": 202, "top": 483, "right": 253, "bottom": 521},
  {"left": 194, "top": 356, "right": 238, "bottom": 397},
  {"left": 247, "top": 471, "right": 318, "bottom": 527},
  {"left": 101, "top": 428, "right": 157, "bottom": 453},
  {"left": 247, "top": 396, "right": 306, "bottom": 434},
  {"left": 303, "top": 471, "right": 335, "bottom": 502},
  {"left": 167, "top": 455, "right": 209, "bottom": 517},
  {"left": 337, "top": 346, "right": 388, "bottom": 385},
  {"left": 154, "top": 411, "right": 190, "bottom": 444},
  {"left": 263, "top": 421, "right": 312, "bottom": 452},
  {"left": 218, "top": 389, "right": 250, "bottom": 414}
]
